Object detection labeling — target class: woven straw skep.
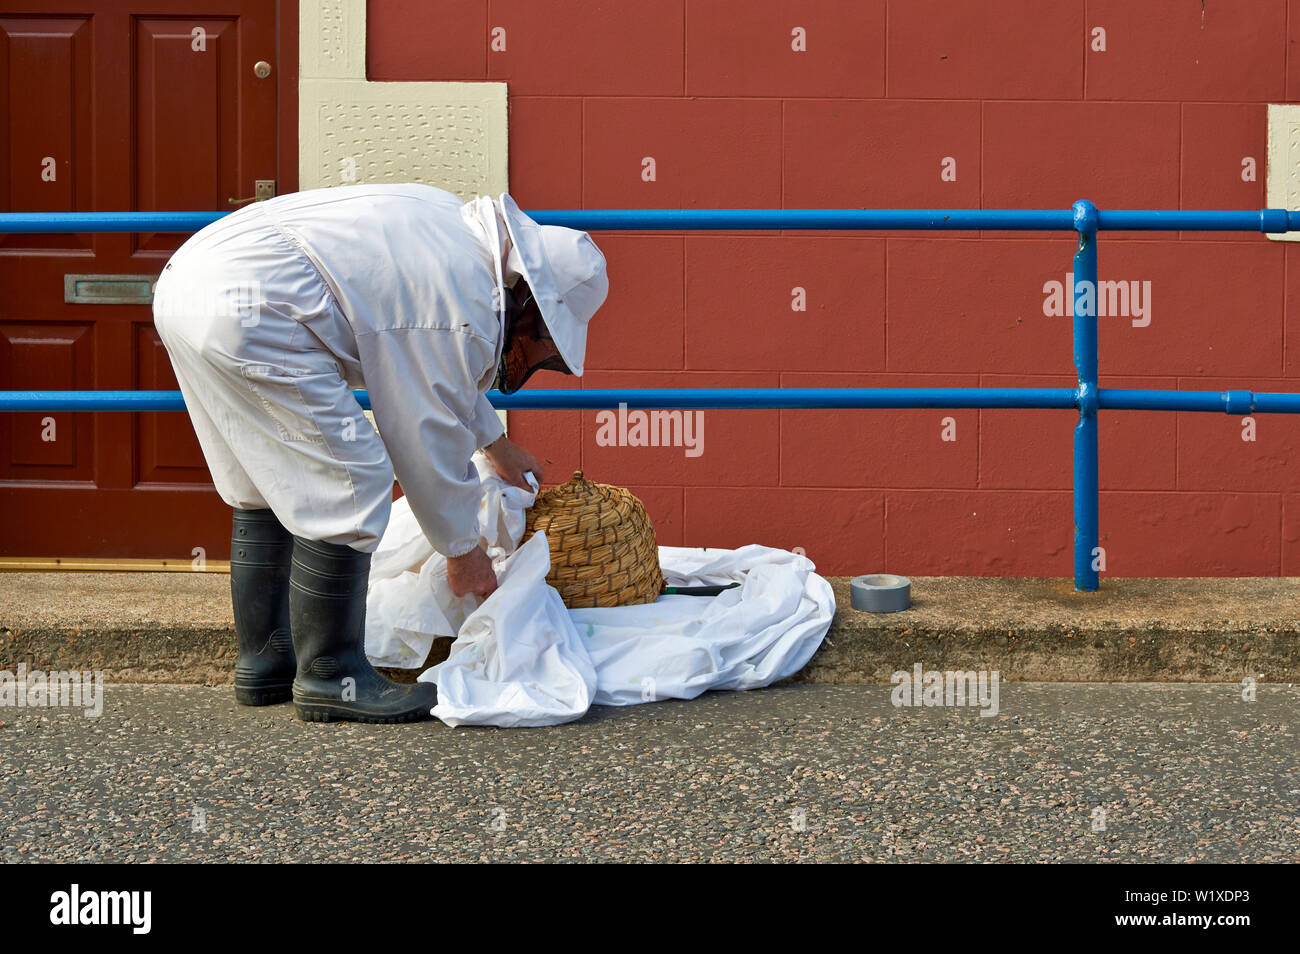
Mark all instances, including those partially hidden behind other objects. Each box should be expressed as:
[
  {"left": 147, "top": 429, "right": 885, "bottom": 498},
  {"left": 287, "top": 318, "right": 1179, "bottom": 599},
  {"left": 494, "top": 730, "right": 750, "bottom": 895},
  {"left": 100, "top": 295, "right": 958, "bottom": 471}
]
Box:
[{"left": 523, "top": 471, "right": 664, "bottom": 608}]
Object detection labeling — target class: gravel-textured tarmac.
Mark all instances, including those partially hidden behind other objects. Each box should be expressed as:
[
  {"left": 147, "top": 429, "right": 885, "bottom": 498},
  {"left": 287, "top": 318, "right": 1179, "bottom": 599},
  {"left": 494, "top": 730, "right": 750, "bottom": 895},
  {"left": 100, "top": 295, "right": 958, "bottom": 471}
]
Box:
[{"left": 1, "top": 683, "right": 1296, "bottom": 863}]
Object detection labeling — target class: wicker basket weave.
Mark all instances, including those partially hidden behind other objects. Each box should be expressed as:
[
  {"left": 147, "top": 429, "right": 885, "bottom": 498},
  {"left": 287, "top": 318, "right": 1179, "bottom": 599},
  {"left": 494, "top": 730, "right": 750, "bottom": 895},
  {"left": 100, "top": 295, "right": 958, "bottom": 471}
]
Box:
[{"left": 523, "top": 471, "right": 664, "bottom": 608}]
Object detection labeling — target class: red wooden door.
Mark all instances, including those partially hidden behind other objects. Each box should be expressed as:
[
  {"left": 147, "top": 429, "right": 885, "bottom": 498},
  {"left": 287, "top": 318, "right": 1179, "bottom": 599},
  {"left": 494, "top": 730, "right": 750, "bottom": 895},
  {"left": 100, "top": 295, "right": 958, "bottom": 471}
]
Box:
[{"left": 0, "top": 0, "right": 288, "bottom": 561}]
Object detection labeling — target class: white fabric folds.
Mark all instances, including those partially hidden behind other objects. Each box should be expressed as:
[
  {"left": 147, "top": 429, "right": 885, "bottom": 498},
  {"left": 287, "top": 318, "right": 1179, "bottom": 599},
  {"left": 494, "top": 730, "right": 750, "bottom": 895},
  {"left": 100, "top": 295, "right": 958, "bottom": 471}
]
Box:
[{"left": 365, "top": 455, "right": 835, "bottom": 727}]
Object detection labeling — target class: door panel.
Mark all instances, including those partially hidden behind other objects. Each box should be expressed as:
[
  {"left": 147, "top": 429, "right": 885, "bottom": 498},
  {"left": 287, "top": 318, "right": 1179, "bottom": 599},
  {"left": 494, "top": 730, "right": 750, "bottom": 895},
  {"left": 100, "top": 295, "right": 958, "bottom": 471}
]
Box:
[
  {"left": 0, "top": 321, "right": 94, "bottom": 478},
  {"left": 0, "top": 0, "right": 282, "bottom": 559},
  {"left": 0, "top": 16, "right": 93, "bottom": 252},
  {"left": 135, "top": 16, "right": 240, "bottom": 253}
]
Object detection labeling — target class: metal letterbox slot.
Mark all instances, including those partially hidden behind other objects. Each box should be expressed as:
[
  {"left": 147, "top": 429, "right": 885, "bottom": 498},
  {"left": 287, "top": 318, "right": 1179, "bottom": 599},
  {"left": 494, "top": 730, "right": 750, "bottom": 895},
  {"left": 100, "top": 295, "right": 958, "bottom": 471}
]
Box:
[{"left": 64, "top": 274, "right": 157, "bottom": 305}]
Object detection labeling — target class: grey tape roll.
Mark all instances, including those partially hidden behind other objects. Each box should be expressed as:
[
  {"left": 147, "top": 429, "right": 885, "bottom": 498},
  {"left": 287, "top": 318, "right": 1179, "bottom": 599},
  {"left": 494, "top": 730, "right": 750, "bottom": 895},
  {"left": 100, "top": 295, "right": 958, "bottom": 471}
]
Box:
[{"left": 850, "top": 574, "right": 911, "bottom": 613}]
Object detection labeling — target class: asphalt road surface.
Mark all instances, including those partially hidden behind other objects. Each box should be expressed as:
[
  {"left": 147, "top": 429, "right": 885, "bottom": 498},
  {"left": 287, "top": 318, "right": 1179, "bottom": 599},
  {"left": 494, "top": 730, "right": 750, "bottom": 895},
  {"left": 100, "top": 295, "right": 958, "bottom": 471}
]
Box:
[{"left": 1, "top": 683, "right": 1295, "bottom": 863}]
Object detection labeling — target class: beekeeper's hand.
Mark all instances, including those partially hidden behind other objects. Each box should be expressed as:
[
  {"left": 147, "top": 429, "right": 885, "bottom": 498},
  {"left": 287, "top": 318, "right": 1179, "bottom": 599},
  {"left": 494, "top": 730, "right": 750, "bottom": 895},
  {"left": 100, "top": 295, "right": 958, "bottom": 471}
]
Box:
[
  {"left": 446, "top": 545, "right": 498, "bottom": 598},
  {"left": 483, "top": 434, "right": 544, "bottom": 490}
]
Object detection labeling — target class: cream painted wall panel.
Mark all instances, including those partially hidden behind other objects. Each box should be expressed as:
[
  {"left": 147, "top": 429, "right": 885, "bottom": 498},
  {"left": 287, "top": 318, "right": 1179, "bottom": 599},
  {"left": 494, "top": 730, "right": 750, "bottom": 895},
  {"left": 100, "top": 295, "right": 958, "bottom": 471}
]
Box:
[
  {"left": 299, "top": 0, "right": 507, "bottom": 198},
  {"left": 300, "top": 0, "right": 363, "bottom": 80},
  {"left": 301, "top": 80, "right": 507, "bottom": 197},
  {"left": 1266, "top": 104, "right": 1300, "bottom": 242}
]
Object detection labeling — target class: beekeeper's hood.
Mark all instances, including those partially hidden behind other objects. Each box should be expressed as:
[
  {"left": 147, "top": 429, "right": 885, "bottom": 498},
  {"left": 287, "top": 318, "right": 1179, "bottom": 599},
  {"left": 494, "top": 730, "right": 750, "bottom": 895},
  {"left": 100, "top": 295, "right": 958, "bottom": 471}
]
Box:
[{"left": 496, "top": 194, "right": 608, "bottom": 377}]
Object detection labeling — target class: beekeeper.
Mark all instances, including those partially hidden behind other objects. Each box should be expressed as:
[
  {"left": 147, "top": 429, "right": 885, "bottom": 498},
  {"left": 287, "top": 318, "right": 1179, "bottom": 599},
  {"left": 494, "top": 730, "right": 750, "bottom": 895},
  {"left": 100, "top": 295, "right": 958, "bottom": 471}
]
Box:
[{"left": 152, "top": 183, "right": 608, "bottom": 724}]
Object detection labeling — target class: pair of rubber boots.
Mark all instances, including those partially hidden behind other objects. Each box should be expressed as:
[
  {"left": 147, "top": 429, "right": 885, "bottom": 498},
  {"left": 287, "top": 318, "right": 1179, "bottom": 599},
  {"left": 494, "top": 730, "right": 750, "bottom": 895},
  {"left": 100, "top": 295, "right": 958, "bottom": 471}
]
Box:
[{"left": 229, "top": 508, "right": 437, "bottom": 723}]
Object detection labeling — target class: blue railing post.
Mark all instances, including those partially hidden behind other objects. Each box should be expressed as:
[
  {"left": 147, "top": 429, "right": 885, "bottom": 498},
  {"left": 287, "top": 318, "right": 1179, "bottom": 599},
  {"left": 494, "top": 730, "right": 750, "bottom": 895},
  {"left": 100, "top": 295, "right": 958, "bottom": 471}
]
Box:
[{"left": 1072, "top": 200, "right": 1101, "bottom": 591}]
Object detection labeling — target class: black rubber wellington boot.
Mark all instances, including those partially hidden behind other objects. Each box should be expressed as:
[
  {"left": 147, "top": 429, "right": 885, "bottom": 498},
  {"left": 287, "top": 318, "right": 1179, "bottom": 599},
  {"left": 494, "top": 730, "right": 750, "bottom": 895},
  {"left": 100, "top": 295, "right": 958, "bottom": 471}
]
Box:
[
  {"left": 231, "top": 509, "right": 296, "bottom": 706},
  {"left": 289, "top": 537, "right": 438, "bottom": 724}
]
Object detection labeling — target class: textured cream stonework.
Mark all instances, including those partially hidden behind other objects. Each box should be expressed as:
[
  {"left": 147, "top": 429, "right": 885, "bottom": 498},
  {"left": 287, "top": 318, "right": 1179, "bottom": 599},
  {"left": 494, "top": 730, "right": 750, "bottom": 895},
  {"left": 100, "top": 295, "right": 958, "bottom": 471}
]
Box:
[
  {"left": 1266, "top": 104, "right": 1300, "bottom": 242},
  {"left": 298, "top": 0, "right": 509, "bottom": 433},
  {"left": 298, "top": 0, "right": 507, "bottom": 197},
  {"left": 299, "top": 0, "right": 362, "bottom": 81},
  {"left": 302, "top": 82, "right": 506, "bottom": 195}
]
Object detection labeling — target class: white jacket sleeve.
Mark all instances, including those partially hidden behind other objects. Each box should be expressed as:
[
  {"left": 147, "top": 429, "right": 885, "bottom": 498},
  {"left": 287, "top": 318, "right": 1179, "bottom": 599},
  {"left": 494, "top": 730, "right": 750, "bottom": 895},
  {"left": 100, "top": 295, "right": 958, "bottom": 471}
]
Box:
[
  {"left": 356, "top": 327, "right": 496, "bottom": 558},
  {"left": 467, "top": 390, "right": 506, "bottom": 448}
]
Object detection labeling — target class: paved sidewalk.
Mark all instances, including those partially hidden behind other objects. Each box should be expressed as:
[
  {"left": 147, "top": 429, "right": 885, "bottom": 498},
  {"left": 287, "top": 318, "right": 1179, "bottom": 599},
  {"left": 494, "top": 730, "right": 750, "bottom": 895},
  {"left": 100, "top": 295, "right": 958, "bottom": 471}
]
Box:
[
  {"left": 1, "top": 683, "right": 1295, "bottom": 862},
  {"left": 4, "top": 572, "right": 1299, "bottom": 683}
]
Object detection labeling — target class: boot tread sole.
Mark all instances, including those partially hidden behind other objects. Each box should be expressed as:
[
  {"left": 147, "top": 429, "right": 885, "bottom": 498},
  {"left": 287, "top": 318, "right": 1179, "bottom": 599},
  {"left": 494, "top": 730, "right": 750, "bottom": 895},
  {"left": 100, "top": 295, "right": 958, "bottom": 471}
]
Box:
[
  {"left": 235, "top": 685, "right": 294, "bottom": 706},
  {"left": 294, "top": 703, "right": 434, "bottom": 724}
]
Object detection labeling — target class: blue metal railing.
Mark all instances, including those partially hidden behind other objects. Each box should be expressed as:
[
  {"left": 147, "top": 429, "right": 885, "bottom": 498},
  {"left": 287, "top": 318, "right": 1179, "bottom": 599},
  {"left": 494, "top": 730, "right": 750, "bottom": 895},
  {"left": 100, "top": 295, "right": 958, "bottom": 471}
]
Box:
[{"left": 3, "top": 202, "right": 1299, "bottom": 591}]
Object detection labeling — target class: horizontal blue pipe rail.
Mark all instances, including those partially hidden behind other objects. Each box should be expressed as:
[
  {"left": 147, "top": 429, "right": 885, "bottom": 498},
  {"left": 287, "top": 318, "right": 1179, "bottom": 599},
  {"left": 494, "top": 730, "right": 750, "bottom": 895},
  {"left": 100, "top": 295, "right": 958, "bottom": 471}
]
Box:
[
  {"left": 7, "top": 387, "right": 1300, "bottom": 414},
  {"left": 1097, "top": 389, "right": 1300, "bottom": 414},
  {"left": 2, "top": 208, "right": 1298, "bottom": 234},
  {"left": 3, "top": 202, "right": 1300, "bottom": 592}
]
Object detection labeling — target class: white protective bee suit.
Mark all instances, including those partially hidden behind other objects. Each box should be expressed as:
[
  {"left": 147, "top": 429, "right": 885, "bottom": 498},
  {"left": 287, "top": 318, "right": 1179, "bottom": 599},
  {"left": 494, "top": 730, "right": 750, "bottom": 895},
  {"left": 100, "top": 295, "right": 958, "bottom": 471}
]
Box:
[{"left": 153, "top": 184, "right": 607, "bottom": 556}]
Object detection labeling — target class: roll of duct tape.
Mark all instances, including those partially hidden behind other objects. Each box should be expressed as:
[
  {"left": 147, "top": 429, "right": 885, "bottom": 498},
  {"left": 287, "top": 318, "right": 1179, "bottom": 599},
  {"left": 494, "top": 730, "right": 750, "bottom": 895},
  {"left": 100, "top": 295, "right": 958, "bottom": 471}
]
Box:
[{"left": 850, "top": 574, "right": 911, "bottom": 613}]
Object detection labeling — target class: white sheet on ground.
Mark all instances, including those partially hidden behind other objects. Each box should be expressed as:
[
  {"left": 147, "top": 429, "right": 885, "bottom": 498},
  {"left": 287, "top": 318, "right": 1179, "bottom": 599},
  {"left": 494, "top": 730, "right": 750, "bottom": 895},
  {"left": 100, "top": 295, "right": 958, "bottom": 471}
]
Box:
[{"left": 365, "top": 454, "right": 835, "bottom": 727}]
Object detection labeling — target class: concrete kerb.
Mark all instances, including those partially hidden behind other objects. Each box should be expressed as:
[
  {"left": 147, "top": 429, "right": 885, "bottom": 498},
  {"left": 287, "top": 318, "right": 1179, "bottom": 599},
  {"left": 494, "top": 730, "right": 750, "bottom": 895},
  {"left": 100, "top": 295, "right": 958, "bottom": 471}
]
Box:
[{"left": 0, "top": 572, "right": 1297, "bottom": 685}]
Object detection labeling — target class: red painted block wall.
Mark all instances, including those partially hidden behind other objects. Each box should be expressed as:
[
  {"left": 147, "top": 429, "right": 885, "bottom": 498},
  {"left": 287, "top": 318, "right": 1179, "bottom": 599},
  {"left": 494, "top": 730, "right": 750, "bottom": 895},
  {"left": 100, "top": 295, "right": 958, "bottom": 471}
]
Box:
[{"left": 367, "top": 0, "right": 1300, "bottom": 577}]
